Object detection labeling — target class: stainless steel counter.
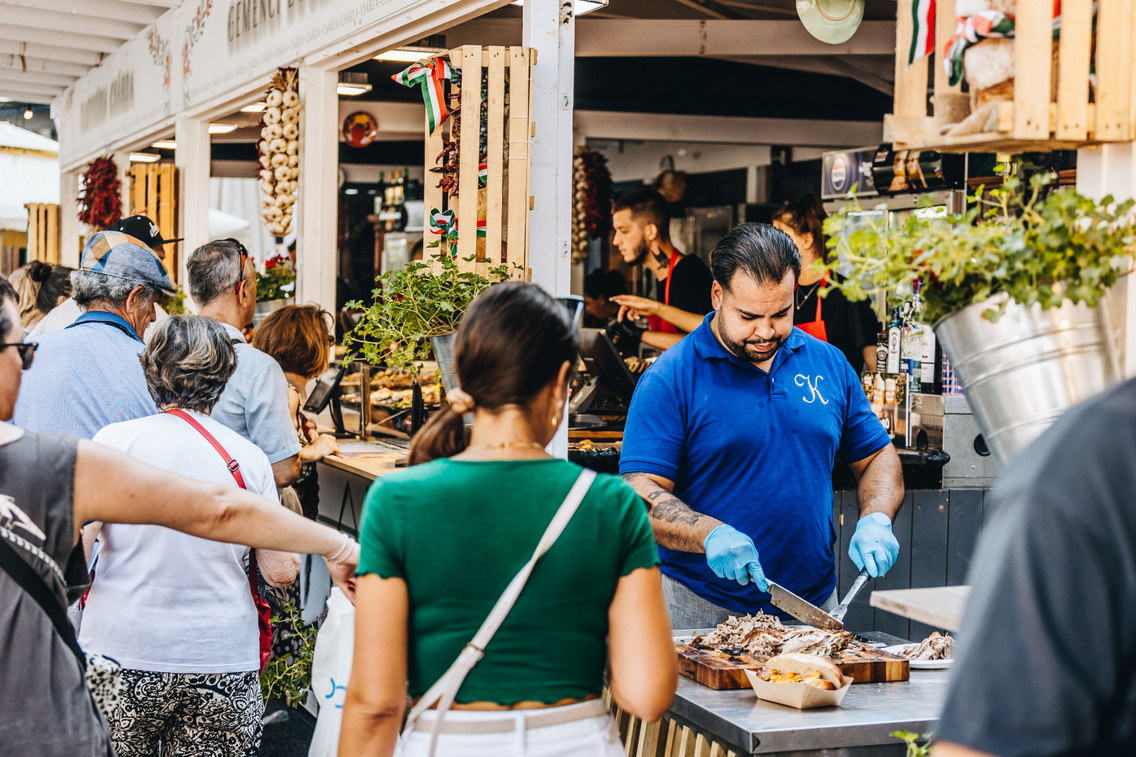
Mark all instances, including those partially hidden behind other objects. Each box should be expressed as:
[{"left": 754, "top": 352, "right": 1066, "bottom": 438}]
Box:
[{"left": 670, "top": 670, "right": 948, "bottom": 755}]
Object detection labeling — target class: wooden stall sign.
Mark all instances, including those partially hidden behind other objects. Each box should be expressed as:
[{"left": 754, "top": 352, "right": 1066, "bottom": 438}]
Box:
[
  {"left": 24, "top": 203, "right": 60, "bottom": 265},
  {"left": 424, "top": 46, "right": 534, "bottom": 281},
  {"left": 885, "top": 0, "right": 1136, "bottom": 153},
  {"left": 126, "top": 164, "right": 179, "bottom": 281}
]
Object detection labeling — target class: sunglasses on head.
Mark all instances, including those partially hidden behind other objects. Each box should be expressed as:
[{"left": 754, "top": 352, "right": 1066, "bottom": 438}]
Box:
[
  {"left": 1, "top": 342, "right": 36, "bottom": 370},
  {"left": 223, "top": 238, "right": 251, "bottom": 293}
]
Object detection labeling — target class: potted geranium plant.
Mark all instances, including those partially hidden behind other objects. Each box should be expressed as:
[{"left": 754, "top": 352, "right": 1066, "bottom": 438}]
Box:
[
  {"left": 342, "top": 253, "right": 510, "bottom": 391},
  {"left": 254, "top": 253, "right": 296, "bottom": 324},
  {"left": 821, "top": 173, "right": 1136, "bottom": 465}
]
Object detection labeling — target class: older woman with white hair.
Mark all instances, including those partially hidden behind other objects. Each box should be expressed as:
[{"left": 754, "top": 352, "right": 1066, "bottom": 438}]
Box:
[{"left": 78, "top": 314, "right": 308, "bottom": 757}]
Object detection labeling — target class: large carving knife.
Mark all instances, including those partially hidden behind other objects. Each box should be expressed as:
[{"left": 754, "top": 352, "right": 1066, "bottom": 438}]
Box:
[{"left": 768, "top": 569, "right": 871, "bottom": 631}]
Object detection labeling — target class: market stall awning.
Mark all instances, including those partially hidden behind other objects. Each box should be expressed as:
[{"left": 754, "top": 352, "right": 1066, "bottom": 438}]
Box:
[
  {"left": 0, "top": 0, "right": 172, "bottom": 104},
  {"left": 0, "top": 120, "right": 58, "bottom": 230}
]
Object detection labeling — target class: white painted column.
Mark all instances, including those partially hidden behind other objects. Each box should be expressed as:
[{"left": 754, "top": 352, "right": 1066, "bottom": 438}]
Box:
[
  {"left": 115, "top": 156, "right": 131, "bottom": 218},
  {"left": 1077, "top": 144, "right": 1136, "bottom": 377},
  {"left": 297, "top": 64, "right": 339, "bottom": 311},
  {"left": 525, "top": 0, "right": 575, "bottom": 458},
  {"left": 59, "top": 170, "right": 80, "bottom": 267},
  {"left": 175, "top": 114, "right": 211, "bottom": 292}
]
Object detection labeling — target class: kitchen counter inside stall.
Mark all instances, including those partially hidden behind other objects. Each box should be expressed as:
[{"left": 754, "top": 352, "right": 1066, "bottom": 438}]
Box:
[{"left": 665, "top": 668, "right": 949, "bottom": 756}]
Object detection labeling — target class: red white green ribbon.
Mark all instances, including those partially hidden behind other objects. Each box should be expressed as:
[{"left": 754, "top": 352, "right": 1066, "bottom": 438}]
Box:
[
  {"left": 392, "top": 57, "right": 454, "bottom": 134},
  {"left": 908, "top": 0, "right": 936, "bottom": 65},
  {"left": 428, "top": 208, "right": 487, "bottom": 243},
  {"left": 478, "top": 163, "right": 488, "bottom": 188},
  {"left": 944, "top": 11, "right": 1017, "bottom": 87}
]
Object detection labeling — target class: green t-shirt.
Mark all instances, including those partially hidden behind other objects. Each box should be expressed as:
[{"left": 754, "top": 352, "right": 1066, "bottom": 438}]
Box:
[{"left": 356, "top": 457, "right": 659, "bottom": 705}]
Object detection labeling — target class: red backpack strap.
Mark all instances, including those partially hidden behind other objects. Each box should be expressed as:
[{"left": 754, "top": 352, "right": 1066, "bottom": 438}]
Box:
[{"left": 164, "top": 408, "right": 246, "bottom": 489}]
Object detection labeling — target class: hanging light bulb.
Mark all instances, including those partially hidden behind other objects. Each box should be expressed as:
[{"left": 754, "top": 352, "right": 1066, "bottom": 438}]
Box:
[{"left": 23, "top": 107, "right": 33, "bottom": 120}]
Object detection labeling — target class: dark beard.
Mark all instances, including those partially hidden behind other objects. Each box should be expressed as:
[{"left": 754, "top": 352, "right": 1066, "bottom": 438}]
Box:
[
  {"left": 718, "top": 324, "right": 785, "bottom": 365},
  {"left": 626, "top": 240, "right": 650, "bottom": 266}
]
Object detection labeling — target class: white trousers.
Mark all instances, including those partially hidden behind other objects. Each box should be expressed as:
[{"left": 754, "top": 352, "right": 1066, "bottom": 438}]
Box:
[{"left": 395, "top": 710, "right": 624, "bottom": 757}]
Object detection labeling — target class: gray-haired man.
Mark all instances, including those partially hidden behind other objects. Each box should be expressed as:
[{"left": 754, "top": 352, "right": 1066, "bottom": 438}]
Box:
[
  {"left": 14, "top": 230, "right": 176, "bottom": 439},
  {"left": 187, "top": 239, "right": 302, "bottom": 487}
]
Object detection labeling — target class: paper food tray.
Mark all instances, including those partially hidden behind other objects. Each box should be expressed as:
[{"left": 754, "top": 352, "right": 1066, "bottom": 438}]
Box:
[{"left": 744, "top": 669, "right": 853, "bottom": 709}]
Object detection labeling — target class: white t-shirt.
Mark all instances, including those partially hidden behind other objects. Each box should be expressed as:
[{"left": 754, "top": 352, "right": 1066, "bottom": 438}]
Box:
[
  {"left": 79, "top": 411, "right": 278, "bottom": 673},
  {"left": 28, "top": 297, "right": 168, "bottom": 339}
]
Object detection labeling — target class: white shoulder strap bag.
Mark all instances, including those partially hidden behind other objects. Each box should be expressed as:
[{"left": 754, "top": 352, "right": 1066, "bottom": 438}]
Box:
[{"left": 401, "top": 468, "right": 597, "bottom": 756}]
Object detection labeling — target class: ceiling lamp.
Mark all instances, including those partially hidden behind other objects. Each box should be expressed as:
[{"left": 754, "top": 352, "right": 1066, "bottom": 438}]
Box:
[
  {"left": 337, "top": 72, "right": 372, "bottom": 96},
  {"left": 209, "top": 123, "right": 239, "bottom": 134},
  {"left": 129, "top": 152, "right": 160, "bottom": 163},
  {"left": 23, "top": 107, "right": 33, "bottom": 120},
  {"left": 374, "top": 47, "right": 445, "bottom": 63},
  {"left": 510, "top": 0, "right": 607, "bottom": 13},
  {"left": 151, "top": 139, "right": 177, "bottom": 150},
  {"left": 241, "top": 102, "right": 267, "bottom": 113}
]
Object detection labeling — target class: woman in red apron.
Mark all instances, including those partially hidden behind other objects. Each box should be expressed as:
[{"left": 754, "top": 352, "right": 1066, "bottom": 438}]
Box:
[{"left": 773, "top": 194, "right": 880, "bottom": 372}]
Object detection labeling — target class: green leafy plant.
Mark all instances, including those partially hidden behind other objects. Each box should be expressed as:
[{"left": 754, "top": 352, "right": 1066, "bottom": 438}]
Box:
[
  {"left": 256, "top": 254, "right": 297, "bottom": 302},
  {"left": 343, "top": 254, "right": 511, "bottom": 375},
  {"left": 259, "top": 601, "right": 317, "bottom": 707},
  {"left": 891, "top": 731, "right": 933, "bottom": 757},
  {"left": 822, "top": 173, "right": 1136, "bottom": 325}
]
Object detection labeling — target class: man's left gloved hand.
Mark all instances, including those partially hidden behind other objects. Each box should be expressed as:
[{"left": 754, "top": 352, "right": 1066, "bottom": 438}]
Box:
[
  {"left": 605, "top": 317, "right": 644, "bottom": 356},
  {"left": 848, "top": 512, "right": 900, "bottom": 578}
]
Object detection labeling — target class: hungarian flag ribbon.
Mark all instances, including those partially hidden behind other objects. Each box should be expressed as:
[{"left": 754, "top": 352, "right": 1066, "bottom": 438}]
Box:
[
  {"left": 943, "top": 11, "right": 1017, "bottom": 87},
  {"left": 392, "top": 57, "right": 454, "bottom": 134},
  {"left": 908, "top": 0, "right": 936, "bottom": 65},
  {"left": 478, "top": 164, "right": 488, "bottom": 188},
  {"left": 428, "top": 209, "right": 487, "bottom": 243}
]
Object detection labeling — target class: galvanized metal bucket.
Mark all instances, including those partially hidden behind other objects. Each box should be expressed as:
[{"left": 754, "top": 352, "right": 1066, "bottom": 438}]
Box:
[
  {"left": 430, "top": 332, "right": 472, "bottom": 424},
  {"left": 934, "top": 294, "right": 1121, "bottom": 468},
  {"left": 252, "top": 297, "right": 295, "bottom": 325}
]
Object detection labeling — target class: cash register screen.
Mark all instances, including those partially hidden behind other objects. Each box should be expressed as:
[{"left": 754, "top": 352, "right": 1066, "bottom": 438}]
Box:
[{"left": 578, "top": 329, "right": 637, "bottom": 405}]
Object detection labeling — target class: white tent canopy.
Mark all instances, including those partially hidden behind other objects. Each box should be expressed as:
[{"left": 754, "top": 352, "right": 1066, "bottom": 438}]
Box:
[{"left": 0, "top": 121, "right": 58, "bottom": 232}]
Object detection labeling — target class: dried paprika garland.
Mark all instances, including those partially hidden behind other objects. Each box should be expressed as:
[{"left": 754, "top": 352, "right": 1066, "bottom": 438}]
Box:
[{"left": 77, "top": 156, "right": 122, "bottom": 229}]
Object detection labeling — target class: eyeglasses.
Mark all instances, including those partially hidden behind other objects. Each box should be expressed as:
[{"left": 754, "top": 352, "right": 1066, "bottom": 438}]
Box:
[{"left": 1, "top": 342, "right": 36, "bottom": 370}]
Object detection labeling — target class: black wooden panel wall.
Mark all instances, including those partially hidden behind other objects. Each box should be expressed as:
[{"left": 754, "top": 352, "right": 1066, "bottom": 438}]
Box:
[{"left": 831, "top": 487, "right": 993, "bottom": 640}]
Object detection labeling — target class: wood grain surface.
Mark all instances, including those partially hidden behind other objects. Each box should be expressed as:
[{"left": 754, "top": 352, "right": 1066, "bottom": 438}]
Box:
[{"left": 675, "top": 644, "right": 909, "bottom": 690}]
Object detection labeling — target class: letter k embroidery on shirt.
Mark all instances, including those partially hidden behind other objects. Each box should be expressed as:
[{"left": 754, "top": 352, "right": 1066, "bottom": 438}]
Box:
[{"left": 795, "top": 374, "right": 829, "bottom": 405}]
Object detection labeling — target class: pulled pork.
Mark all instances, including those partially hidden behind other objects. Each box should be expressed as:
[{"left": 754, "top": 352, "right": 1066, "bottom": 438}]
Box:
[
  {"left": 690, "top": 613, "right": 867, "bottom": 661},
  {"left": 904, "top": 632, "right": 954, "bottom": 661}
]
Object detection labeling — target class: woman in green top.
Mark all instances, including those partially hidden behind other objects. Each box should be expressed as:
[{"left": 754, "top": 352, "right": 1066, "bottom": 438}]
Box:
[{"left": 341, "top": 283, "right": 677, "bottom": 756}]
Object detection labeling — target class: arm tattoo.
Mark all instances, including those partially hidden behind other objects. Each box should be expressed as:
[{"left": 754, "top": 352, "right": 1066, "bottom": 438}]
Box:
[{"left": 622, "top": 472, "right": 719, "bottom": 553}]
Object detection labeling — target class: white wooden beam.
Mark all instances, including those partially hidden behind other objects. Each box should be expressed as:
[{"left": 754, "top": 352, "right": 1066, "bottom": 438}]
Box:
[
  {"left": 524, "top": 0, "right": 574, "bottom": 459},
  {"left": 297, "top": 64, "right": 339, "bottom": 311},
  {"left": 574, "top": 109, "right": 883, "bottom": 146},
  {"left": 0, "top": 91, "right": 52, "bottom": 103},
  {"left": 122, "top": 0, "right": 178, "bottom": 6},
  {"left": 0, "top": 0, "right": 165, "bottom": 25},
  {"left": 0, "top": 40, "right": 102, "bottom": 67},
  {"left": 175, "top": 114, "right": 210, "bottom": 290},
  {"left": 59, "top": 170, "right": 80, "bottom": 267},
  {"left": 0, "top": 55, "right": 88, "bottom": 78},
  {"left": 0, "top": 24, "right": 124, "bottom": 54},
  {"left": 0, "top": 69, "right": 77, "bottom": 88},
  {"left": 449, "top": 18, "right": 896, "bottom": 56},
  {"left": 0, "top": 7, "right": 144, "bottom": 41},
  {"left": 0, "top": 79, "right": 64, "bottom": 97}
]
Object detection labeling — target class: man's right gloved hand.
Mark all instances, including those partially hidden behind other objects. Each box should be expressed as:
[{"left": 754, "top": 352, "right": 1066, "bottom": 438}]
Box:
[
  {"left": 605, "top": 317, "right": 645, "bottom": 355},
  {"left": 703, "top": 524, "right": 768, "bottom": 591}
]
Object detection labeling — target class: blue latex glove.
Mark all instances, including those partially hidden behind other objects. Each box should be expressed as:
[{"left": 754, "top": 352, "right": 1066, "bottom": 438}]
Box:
[
  {"left": 703, "top": 524, "right": 768, "bottom": 591},
  {"left": 849, "top": 512, "right": 900, "bottom": 578}
]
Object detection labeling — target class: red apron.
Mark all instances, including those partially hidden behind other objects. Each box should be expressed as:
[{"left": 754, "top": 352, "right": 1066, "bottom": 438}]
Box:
[
  {"left": 797, "top": 277, "right": 829, "bottom": 342},
  {"left": 647, "top": 252, "right": 679, "bottom": 334}
]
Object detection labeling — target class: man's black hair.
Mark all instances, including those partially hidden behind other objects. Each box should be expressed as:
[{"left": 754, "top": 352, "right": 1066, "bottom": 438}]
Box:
[
  {"left": 612, "top": 189, "right": 670, "bottom": 241},
  {"left": 710, "top": 222, "right": 801, "bottom": 290}
]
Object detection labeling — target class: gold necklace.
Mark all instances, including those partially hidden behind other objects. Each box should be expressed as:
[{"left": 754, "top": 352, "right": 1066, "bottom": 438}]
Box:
[{"left": 467, "top": 441, "right": 545, "bottom": 451}]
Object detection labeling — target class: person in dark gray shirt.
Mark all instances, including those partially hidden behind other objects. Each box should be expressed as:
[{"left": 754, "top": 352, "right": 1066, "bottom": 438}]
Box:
[{"left": 935, "top": 377, "right": 1136, "bottom": 757}]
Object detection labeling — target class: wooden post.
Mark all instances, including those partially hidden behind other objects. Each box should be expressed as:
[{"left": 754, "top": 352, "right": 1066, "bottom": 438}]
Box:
[
  {"left": 1097, "top": 0, "right": 1136, "bottom": 141},
  {"left": 423, "top": 74, "right": 446, "bottom": 265},
  {"left": 893, "top": 0, "right": 928, "bottom": 121},
  {"left": 1057, "top": 0, "right": 1094, "bottom": 141},
  {"left": 456, "top": 45, "right": 482, "bottom": 268},
  {"left": 484, "top": 46, "right": 506, "bottom": 265},
  {"left": 1012, "top": 0, "right": 1054, "bottom": 140},
  {"left": 506, "top": 47, "right": 533, "bottom": 280}
]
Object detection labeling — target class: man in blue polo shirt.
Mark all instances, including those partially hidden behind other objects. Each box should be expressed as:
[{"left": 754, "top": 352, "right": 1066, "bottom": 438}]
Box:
[{"left": 620, "top": 222, "right": 904, "bottom": 628}]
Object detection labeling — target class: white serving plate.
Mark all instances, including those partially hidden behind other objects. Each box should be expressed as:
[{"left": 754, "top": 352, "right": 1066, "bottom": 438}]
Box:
[{"left": 882, "top": 643, "right": 954, "bottom": 669}]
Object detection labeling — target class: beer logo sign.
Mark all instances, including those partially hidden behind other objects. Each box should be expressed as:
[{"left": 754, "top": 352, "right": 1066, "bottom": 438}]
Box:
[{"left": 829, "top": 153, "right": 850, "bottom": 194}]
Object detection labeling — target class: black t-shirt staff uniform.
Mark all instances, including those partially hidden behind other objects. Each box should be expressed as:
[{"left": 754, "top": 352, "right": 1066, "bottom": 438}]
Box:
[
  {"left": 648, "top": 254, "right": 714, "bottom": 330},
  {"left": 793, "top": 272, "right": 880, "bottom": 371}
]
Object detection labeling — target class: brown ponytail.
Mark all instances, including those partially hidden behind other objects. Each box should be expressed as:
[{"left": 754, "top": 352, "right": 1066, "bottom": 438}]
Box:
[
  {"left": 408, "top": 282, "right": 578, "bottom": 465},
  {"left": 772, "top": 193, "right": 828, "bottom": 263}
]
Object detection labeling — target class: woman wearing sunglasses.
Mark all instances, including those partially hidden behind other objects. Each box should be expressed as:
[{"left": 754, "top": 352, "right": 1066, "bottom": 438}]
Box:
[{"left": 0, "top": 276, "right": 360, "bottom": 757}]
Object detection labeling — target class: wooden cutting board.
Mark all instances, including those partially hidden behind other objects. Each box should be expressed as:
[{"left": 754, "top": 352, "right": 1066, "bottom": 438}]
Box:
[{"left": 676, "top": 644, "right": 910, "bottom": 690}]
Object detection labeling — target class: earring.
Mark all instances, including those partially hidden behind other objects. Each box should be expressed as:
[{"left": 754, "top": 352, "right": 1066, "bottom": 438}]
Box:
[{"left": 550, "top": 410, "right": 562, "bottom": 428}]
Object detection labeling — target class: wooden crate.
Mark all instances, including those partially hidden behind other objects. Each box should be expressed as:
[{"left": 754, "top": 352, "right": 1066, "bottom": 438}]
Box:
[
  {"left": 24, "top": 203, "right": 59, "bottom": 265},
  {"left": 423, "top": 46, "right": 534, "bottom": 280},
  {"left": 885, "top": 0, "right": 1136, "bottom": 153},
  {"left": 127, "top": 163, "right": 179, "bottom": 279}
]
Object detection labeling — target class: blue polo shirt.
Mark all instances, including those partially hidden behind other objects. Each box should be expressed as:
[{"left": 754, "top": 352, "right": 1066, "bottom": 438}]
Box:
[{"left": 620, "top": 313, "right": 890, "bottom": 614}]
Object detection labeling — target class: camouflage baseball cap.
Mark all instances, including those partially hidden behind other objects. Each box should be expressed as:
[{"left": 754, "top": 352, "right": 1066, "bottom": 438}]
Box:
[{"left": 80, "top": 231, "right": 178, "bottom": 295}]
